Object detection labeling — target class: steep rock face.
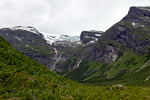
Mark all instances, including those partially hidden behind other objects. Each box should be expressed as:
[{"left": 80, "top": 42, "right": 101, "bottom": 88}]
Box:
[
  {"left": 80, "top": 30, "right": 103, "bottom": 45},
  {"left": 91, "top": 45, "right": 118, "bottom": 63},
  {"left": 90, "top": 6, "right": 150, "bottom": 63}
]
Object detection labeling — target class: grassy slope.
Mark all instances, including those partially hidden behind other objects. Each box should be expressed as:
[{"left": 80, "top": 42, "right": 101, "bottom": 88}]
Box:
[
  {"left": 65, "top": 50, "right": 150, "bottom": 87},
  {"left": 87, "top": 51, "right": 147, "bottom": 81},
  {"left": 1, "top": 37, "right": 150, "bottom": 100}
]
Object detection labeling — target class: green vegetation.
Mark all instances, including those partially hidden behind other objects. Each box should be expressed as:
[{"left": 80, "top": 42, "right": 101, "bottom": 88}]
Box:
[
  {"left": 65, "top": 50, "right": 150, "bottom": 87},
  {"left": 106, "top": 51, "right": 147, "bottom": 79},
  {"left": 65, "top": 61, "right": 105, "bottom": 82},
  {"left": 1, "top": 36, "right": 150, "bottom": 100},
  {"left": 57, "top": 57, "right": 78, "bottom": 75}
]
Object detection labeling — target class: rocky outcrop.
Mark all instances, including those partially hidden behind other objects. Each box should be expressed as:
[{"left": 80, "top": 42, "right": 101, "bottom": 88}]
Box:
[
  {"left": 92, "top": 45, "right": 118, "bottom": 63},
  {"left": 80, "top": 30, "right": 103, "bottom": 45}
]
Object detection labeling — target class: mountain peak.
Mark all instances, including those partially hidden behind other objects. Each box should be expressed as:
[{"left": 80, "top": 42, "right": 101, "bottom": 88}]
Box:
[
  {"left": 135, "top": 6, "right": 150, "bottom": 11},
  {"left": 130, "top": 6, "right": 150, "bottom": 10},
  {"left": 122, "top": 6, "right": 150, "bottom": 24},
  {"left": 6, "top": 26, "right": 40, "bottom": 34},
  {"left": 128, "top": 6, "right": 150, "bottom": 15}
]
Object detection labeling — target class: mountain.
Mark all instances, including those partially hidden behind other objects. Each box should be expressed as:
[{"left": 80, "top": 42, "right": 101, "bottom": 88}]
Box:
[
  {"left": 91, "top": 6, "right": 150, "bottom": 62},
  {"left": 0, "top": 26, "right": 101, "bottom": 75},
  {"left": 1, "top": 31, "right": 150, "bottom": 100},
  {"left": 65, "top": 6, "right": 150, "bottom": 85}
]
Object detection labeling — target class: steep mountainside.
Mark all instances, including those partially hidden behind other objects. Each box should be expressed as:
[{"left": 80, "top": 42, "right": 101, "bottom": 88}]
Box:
[
  {"left": 1, "top": 35, "right": 150, "bottom": 100},
  {"left": 0, "top": 26, "right": 101, "bottom": 75},
  {"left": 92, "top": 7, "right": 150, "bottom": 62},
  {"left": 65, "top": 6, "right": 150, "bottom": 84},
  {"left": 0, "top": 26, "right": 56, "bottom": 69}
]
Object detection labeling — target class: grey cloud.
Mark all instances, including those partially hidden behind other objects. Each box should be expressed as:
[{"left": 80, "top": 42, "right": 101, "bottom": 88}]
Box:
[{"left": 0, "top": 0, "right": 149, "bottom": 35}]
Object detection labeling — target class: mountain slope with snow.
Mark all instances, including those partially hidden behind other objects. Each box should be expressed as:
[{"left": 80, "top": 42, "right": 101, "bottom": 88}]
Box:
[
  {"left": 3, "top": 26, "right": 40, "bottom": 34},
  {"left": 0, "top": 26, "right": 102, "bottom": 75},
  {"left": 42, "top": 32, "right": 81, "bottom": 47}
]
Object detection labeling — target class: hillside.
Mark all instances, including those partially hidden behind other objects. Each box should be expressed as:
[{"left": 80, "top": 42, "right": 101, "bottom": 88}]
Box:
[{"left": 1, "top": 33, "right": 150, "bottom": 100}]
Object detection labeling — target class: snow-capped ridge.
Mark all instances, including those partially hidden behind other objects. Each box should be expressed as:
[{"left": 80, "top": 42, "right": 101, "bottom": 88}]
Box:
[
  {"left": 5, "top": 26, "right": 40, "bottom": 34},
  {"left": 42, "top": 32, "right": 81, "bottom": 45}
]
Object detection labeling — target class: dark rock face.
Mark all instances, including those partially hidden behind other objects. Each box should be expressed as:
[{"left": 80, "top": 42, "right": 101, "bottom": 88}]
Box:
[
  {"left": 91, "top": 45, "right": 118, "bottom": 63},
  {"left": 125, "top": 7, "right": 150, "bottom": 23},
  {"left": 90, "top": 6, "right": 150, "bottom": 63},
  {"left": 80, "top": 30, "right": 103, "bottom": 45}
]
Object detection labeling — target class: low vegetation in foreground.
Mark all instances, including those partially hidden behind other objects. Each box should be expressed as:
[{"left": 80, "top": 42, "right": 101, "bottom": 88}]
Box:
[{"left": 0, "top": 37, "right": 150, "bottom": 100}]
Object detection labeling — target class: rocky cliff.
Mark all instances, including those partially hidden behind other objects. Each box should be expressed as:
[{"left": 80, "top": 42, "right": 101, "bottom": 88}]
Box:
[{"left": 80, "top": 30, "right": 103, "bottom": 45}]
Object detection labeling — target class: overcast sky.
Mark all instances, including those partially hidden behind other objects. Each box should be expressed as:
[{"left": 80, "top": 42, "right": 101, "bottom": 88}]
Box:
[{"left": 0, "top": 0, "right": 149, "bottom": 35}]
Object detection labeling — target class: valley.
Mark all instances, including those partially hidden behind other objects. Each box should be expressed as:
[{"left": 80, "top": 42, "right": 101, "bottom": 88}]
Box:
[{"left": 0, "top": 6, "right": 150, "bottom": 99}]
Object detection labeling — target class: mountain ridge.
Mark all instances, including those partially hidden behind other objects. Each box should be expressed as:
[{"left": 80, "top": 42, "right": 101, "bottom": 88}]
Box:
[
  {"left": 0, "top": 26, "right": 102, "bottom": 74},
  {"left": 64, "top": 6, "right": 150, "bottom": 84}
]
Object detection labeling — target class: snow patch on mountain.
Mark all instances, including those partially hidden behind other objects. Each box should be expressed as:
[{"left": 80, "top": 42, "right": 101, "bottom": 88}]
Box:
[
  {"left": 42, "top": 33, "right": 60, "bottom": 45},
  {"left": 42, "top": 32, "right": 81, "bottom": 45},
  {"left": 15, "top": 37, "right": 22, "bottom": 41},
  {"left": 9, "top": 26, "right": 40, "bottom": 34},
  {"left": 132, "top": 22, "right": 136, "bottom": 26},
  {"left": 1, "top": 26, "right": 81, "bottom": 46}
]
